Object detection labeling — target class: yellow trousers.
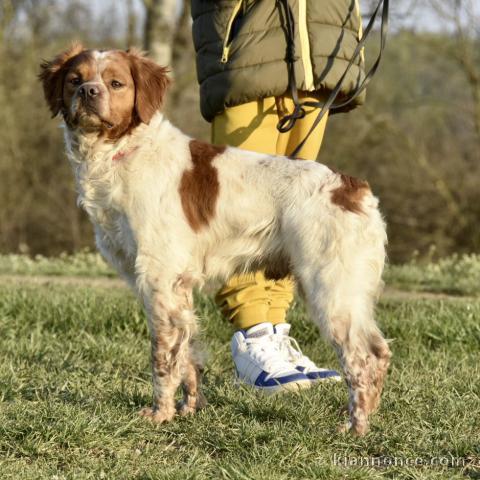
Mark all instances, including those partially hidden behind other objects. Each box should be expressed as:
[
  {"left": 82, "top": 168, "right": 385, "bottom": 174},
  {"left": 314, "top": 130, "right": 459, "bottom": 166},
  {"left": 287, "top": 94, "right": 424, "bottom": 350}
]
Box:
[{"left": 212, "top": 93, "right": 329, "bottom": 330}]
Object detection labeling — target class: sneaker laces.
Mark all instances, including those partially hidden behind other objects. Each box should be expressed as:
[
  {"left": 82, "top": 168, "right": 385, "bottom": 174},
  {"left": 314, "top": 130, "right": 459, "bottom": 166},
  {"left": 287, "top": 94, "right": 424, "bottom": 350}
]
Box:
[
  {"left": 244, "top": 335, "right": 298, "bottom": 382},
  {"left": 276, "top": 334, "right": 319, "bottom": 373}
]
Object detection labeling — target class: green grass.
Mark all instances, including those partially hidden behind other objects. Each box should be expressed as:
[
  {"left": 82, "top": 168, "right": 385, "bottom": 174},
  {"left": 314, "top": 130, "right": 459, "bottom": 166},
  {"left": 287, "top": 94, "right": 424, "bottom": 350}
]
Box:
[
  {"left": 0, "top": 280, "right": 479, "bottom": 479},
  {"left": 0, "top": 251, "right": 114, "bottom": 278},
  {"left": 385, "top": 254, "right": 480, "bottom": 296},
  {"left": 3, "top": 252, "right": 480, "bottom": 296}
]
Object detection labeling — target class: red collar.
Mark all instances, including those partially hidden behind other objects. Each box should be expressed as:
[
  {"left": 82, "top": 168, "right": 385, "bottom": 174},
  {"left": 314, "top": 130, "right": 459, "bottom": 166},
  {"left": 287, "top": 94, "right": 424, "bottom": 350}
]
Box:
[{"left": 112, "top": 146, "right": 139, "bottom": 162}]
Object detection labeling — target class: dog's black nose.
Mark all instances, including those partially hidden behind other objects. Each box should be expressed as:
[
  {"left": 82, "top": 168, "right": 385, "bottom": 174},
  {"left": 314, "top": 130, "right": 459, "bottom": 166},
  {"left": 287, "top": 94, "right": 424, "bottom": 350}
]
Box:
[{"left": 79, "top": 85, "right": 100, "bottom": 99}]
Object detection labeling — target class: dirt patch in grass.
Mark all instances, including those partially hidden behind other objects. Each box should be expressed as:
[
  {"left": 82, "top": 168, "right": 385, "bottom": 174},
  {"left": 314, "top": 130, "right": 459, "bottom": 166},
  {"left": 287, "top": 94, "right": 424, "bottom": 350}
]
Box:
[{"left": 0, "top": 274, "right": 477, "bottom": 303}]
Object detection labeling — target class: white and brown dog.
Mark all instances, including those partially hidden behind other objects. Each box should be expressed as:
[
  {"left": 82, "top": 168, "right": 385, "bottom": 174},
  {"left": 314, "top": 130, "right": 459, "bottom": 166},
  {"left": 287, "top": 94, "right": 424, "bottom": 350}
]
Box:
[{"left": 39, "top": 44, "right": 391, "bottom": 435}]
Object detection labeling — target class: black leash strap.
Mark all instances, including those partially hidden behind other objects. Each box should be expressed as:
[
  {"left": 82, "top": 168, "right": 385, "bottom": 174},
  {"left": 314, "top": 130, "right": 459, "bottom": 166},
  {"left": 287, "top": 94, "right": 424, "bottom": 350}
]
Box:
[
  {"left": 277, "top": 0, "right": 306, "bottom": 132},
  {"left": 277, "top": 0, "right": 389, "bottom": 158}
]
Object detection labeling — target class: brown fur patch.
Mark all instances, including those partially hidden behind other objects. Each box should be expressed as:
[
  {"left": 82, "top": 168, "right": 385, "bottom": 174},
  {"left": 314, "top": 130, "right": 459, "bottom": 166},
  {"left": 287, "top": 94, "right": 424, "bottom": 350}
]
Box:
[
  {"left": 331, "top": 173, "right": 370, "bottom": 214},
  {"left": 39, "top": 43, "right": 86, "bottom": 117},
  {"left": 126, "top": 48, "right": 170, "bottom": 125},
  {"left": 179, "top": 140, "right": 225, "bottom": 232}
]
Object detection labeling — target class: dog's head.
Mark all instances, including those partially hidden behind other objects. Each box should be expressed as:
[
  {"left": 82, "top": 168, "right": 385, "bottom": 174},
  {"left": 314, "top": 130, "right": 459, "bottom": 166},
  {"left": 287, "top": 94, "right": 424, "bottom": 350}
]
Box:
[{"left": 39, "top": 44, "right": 170, "bottom": 139}]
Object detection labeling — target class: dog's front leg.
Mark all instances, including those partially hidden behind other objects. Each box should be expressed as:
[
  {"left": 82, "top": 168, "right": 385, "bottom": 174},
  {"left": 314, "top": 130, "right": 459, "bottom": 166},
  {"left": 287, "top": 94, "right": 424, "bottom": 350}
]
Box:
[
  {"left": 178, "top": 343, "right": 206, "bottom": 416},
  {"left": 138, "top": 271, "right": 197, "bottom": 424},
  {"left": 172, "top": 275, "right": 206, "bottom": 417}
]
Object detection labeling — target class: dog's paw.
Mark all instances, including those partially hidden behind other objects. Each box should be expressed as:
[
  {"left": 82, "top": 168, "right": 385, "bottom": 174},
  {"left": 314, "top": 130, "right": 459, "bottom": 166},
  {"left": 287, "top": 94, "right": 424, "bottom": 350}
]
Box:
[
  {"left": 176, "top": 393, "right": 207, "bottom": 417},
  {"left": 176, "top": 401, "right": 197, "bottom": 417},
  {"left": 351, "top": 421, "right": 369, "bottom": 436},
  {"left": 337, "top": 419, "right": 369, "bottom": 436},
  {"left": 139, "top": 406, "right": 175, "bottom": 424}
]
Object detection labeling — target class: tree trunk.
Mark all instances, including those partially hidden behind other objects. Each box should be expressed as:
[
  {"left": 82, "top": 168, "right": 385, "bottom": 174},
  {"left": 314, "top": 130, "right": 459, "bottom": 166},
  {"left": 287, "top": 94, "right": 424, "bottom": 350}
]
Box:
[
  {"left": 126, "top": 0, "right": 138, "bottom": 47},
  {"left": 170, "top": 1, "right": 194, "bottom": 103},
  {"left": 143, "top": 0, "right": 178, "bottom": 66}
]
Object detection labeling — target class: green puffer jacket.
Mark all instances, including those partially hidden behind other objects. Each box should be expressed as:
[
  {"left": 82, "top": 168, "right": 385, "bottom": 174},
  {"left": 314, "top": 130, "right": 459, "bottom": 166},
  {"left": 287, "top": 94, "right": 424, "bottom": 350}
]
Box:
[{"left": 191, "top": 0, "right": 365, "bottom": 122}]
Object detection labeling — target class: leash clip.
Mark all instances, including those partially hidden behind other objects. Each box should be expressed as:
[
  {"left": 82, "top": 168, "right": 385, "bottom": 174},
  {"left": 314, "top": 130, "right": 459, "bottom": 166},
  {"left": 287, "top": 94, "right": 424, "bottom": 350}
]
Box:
[{"left": 277, "top": 105, "right": 306, "bottom": 133}]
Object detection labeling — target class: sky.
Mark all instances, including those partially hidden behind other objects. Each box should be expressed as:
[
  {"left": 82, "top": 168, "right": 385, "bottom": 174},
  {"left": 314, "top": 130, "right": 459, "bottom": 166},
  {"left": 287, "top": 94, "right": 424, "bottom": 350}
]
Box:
[{"left": 89, "top": 0, "right": 479, "bottom": 39}]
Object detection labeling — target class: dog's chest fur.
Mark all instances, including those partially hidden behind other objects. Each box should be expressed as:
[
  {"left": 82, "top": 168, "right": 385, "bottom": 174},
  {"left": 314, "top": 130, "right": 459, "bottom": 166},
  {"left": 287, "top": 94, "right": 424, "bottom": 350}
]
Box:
[{"left": 64, "top": 130, "right": 137, "bottom": 267}]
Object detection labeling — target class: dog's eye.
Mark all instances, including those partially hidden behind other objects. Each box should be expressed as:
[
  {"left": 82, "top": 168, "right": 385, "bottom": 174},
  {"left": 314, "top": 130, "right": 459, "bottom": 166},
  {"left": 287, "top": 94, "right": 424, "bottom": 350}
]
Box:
[
  {"left": 111, "top": 80, "right": 123, "bottom": 89},
  {"left": 70, "top": 77, "right": 81, "bottom": 86}
]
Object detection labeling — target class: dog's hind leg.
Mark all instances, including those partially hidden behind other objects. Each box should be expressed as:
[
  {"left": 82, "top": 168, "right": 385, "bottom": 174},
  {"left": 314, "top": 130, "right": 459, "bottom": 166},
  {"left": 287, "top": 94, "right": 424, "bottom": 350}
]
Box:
[
  {"left": 295, "top": 206, "right": 390, "bottom": 435},
  {"left": 331, "top": 312, "right": 391, "bottom": 436},
  {"left": 138, "top": 271, "right": 199, "bottom": 424}
]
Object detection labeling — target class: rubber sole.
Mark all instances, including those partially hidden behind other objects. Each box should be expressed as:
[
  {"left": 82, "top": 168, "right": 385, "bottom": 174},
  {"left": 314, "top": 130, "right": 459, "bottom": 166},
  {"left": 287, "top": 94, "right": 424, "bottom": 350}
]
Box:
[
  {"left": 235, "top": 378, "right": 313, "bottom": 395},
  {"left": 308, "top": 373, "right": 343, "bottom": 383}
]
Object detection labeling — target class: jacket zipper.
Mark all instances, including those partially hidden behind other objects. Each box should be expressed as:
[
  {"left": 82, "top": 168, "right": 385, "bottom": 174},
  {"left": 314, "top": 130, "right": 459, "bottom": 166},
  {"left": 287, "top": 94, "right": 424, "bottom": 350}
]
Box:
[
  {"left": 354, "top": 0, "right": 365, "bottom": 64},
  {"left": 298, "top": 0, "right": 314, "bottom": 90},
  {"left": 221, "top": 0, "right": 244, "bottom": 64}
]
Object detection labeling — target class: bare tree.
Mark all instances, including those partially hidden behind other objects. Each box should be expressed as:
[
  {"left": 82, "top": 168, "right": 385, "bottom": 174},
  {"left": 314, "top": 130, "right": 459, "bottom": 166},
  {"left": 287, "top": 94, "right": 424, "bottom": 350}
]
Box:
[
  {"left": 126, "top": 0, "right": 139, "bottom": 47},
  {"left": 170, "top": 1, "right": 193, "bottom": 102},
  {"left": 428, "top": 0, "right": 480, "bottom": 139},
  {"left": 143, "top": 0, "right": 178, "bottom": 65}
]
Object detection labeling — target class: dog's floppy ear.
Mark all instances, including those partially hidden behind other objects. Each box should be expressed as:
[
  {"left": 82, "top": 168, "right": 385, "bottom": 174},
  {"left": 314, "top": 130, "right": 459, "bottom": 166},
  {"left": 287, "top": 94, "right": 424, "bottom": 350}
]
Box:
[
  {"left": 127, "top": 48, "right": 170, "bottom": 124},
  {"left": 39, "top": 42, "right": 85, "bottom": 117}
]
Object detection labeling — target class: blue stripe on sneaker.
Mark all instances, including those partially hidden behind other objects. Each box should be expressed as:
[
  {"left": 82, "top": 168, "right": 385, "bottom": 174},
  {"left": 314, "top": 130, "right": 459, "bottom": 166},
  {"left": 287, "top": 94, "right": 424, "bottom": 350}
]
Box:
[
  {"left": 254, "top": 370, "right": 308, "bottom": 387},
  {"left": 301, "top": 369, "right": 340, "bottom": 380}
]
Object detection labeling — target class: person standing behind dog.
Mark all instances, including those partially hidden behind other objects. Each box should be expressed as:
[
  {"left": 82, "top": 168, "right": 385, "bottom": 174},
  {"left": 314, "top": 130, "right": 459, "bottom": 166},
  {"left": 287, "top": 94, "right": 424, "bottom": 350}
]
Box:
[{"left": 190, "top": 0, "right": 365, "bottom": 391}]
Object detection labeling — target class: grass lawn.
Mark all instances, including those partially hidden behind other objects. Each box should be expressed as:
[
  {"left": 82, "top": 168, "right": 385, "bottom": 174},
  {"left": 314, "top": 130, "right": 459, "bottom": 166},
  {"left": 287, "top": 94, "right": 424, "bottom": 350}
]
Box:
[{"left": 0, "top": 258, "right": 479, "bottom": 479}]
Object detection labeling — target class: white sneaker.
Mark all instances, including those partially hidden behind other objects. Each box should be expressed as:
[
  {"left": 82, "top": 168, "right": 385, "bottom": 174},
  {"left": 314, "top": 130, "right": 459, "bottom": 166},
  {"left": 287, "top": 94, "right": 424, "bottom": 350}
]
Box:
[
  {"left": 231, "top": 323, "right": 312, "bottom": 394},
  {"left": 274, "top": 323, "right": 342, "bottom": 382}
]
